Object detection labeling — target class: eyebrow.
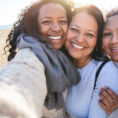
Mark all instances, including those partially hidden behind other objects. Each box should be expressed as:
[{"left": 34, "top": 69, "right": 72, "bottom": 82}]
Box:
[
  {"left": 104, "top": 27, "right": 113, "bottom": 31},
  {"left": 40, "top": 17, "right": 52, "bottom": 20},
  {"left": 88, "top": 30, "right": 97, "bottom": 35},
  {"left": 59, "top": 16, "right": 67, "bottom": 18},
  {"left": 104, "top": 28, "right": 118, "bottom": 31},
  {"left": 70, "top": 24, "right": 80, "bottom": 28}
]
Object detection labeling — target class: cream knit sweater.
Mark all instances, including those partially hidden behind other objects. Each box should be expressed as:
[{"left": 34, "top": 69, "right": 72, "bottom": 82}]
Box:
[{"left": 0, "top": 48, "right": 65, "bottom": 118}]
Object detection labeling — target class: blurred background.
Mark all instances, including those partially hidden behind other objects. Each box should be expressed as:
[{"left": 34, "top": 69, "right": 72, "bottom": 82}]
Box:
[{"left": 0, "top": 0, "right": 118, "bottom": 67}]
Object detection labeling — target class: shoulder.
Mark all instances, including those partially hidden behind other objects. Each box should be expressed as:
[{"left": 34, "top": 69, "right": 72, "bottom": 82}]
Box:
[
  {"left": 96, "top": 61, "right": 118, "bottom": 93},
  {"left": 11, "top": 48, "right": 44, "bottom": 71},
  {"left": 14, "top": 48, "right": 39, "bottom": 62},
  {"left": 91, "top": 59, "right": 118, "bottom": 73},
  {"left": 0, "top": 48, "right": 47, "bottom": 118},
  {"left": 97, "top": 60, "right": 118, "bottom": 80},
  {"left": 0, "top": 48, "right": 45, "bottom": 82},
  {"left": 99, "top": 61, "right": 118, "bottom": 74}
]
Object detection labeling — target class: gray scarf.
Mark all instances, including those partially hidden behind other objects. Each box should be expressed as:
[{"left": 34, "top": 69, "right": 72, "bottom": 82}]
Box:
[{"left": 17, "top": 34, "right": 80, "bottom": 110}]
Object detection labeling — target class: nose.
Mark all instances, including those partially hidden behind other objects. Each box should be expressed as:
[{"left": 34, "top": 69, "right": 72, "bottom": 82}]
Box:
[
  {"left": 75, "top": 33, "right": 84, "bottom": 43},
  {"left": 111, "top": 33, "right": 118, "bottom": 44},
  {"left": 51, "top": 22, "right": 61, "bottom": 32}
]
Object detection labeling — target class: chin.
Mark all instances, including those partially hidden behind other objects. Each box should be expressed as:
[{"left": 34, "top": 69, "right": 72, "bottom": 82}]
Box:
[
  {"left": 111, "top": 56, "right": 118, "bottom": 62},
  {"left": 54, "top": 45, "right": 63, "bottom": 50},
  {"left": 69, "top": 53, "right": 79, "bottom": 60},
  {"left": 113, "top": 58, "right": 118, "bottom": 62}
]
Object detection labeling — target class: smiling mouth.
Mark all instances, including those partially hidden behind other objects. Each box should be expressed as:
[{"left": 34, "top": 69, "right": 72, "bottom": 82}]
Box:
[
  {"left": 72, "top": 43, "right": 84, "bottom": 49},
  {"left": 48, "top": 36, "right": 62, "bottom": 40},
  {"left": 111, "top": 46, "right": 118, "bottom": 52}
]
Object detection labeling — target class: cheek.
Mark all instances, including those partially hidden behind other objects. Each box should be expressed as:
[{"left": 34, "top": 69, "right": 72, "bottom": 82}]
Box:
[
  {"left": 65, "top": 33, "right": 71, "bottom": 47},
  {"left": 65, "top": 39, "right": 69, "bottom": 49},
  {"left": 65, "top": 38, "right": 71, "bottom": 50},
  {"left": 39, "top": 25, "right": 49, "bottom": 36},
  {"left": 89, "top": 39, "right": 97, "bottom": 50},
  {"left": 63, "top": 25, "right": 68, "bottom": 34},
  {"left": 103, "top": 39, "right": 110, "bottom": 50},
  {"left": 102, "top": 41, "right": 111, "bottom": 55},
  {"left": 66, "top": 30, "right": 73, "bottom": 40}
]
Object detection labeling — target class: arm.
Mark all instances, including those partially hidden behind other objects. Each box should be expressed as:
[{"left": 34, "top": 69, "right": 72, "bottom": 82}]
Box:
[
  {"left": 88, "top": 62, "right": 118, "bottom": 118},
  {"left": 0, "top": 48, "right": 47, "bottom": 118},
  {"left": 99, "top": 87, "right": 118, "bottom": 115},
  {"left": 108, "top": 109, "right": 118, "bottom": 118}
]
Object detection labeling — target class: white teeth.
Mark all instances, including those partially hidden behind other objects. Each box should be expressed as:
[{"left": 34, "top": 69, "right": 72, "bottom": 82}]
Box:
[
  {"left": 72, "top": 43, "right": 84, "bottom": 49},
  {"left": 48, "top": 36, "right": 61, "bottom": 40},
  {"left": 111, "top": 47, "right": 118, "bottom": 50}
]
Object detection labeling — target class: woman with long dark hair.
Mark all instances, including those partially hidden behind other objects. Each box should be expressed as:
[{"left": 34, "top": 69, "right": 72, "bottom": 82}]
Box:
[{"left": 65, "top": 5, "right": 118, "bottom": 118}]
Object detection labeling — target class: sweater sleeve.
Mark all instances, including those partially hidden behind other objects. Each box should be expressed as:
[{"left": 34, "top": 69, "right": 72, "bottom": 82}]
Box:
[
  {"left": 0, "top": 48, "right": 47, "bottom": 118},
  {"left": 108, "top": 109, "right": 118, "bottom": 118},
  {"left": 88, "top": 61, "right": 118, "bottom": 118}
]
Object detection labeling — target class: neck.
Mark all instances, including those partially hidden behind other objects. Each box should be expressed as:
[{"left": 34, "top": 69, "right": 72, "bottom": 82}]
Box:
[{"left": 73, "top": 57, "right": 91, "bottom": 69}]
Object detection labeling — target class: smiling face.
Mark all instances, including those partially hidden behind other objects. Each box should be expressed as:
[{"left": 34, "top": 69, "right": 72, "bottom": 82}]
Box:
[
  {"left": 65, "top": 11, "right": 98, "bottom": 68},
  {"left": 103, "top": 15, "right": 118, "bottom": 62},
  {"left": 37, "top": 3, "right": 68, "bottom": 49}
]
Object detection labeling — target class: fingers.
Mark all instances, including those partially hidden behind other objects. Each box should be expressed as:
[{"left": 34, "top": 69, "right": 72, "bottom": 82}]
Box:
[
  {"left": 99, "top": 92, "right": 111, "bottom": 108},
  {"left": 99, "top": 100, "right": 110, "bottom": 115},
  {"left": 100, "top": 88, "right": 113, "bottom": 104},
  {"left": 104, "top": 87, "right": 118, "bottom": 100},
  {"left": 99, "top": 87, "right": 118, "bottom": 114}
]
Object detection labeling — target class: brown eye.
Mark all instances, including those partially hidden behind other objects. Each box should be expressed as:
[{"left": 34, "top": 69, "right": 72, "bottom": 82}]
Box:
[
  {"left": 86, "top": 33, "right": 95, "bottom": 38},
  {"left": 59, "top": 20, "right": 68, "bottom": 25},
  {"left": 103, "top": 33, "right": 112, "bottom": 37},
  {"left": 70, "top": 27, "right": 79, "bottom": 33},
  {"left": 41, "top": 20, "right": 52, "bottom": 25}
]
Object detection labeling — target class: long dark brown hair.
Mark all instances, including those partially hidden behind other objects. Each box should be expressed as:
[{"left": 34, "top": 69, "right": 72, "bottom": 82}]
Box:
[{"left": 5, "top": 0, "right": 72, "bottom": 61}]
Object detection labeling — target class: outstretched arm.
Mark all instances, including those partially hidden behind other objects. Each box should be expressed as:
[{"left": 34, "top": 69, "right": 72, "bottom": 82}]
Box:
[{"left": 0, "top": 48, "right": 47, "bottom": 118}]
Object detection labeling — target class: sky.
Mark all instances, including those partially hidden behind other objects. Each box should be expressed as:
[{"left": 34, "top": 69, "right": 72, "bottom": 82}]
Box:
[
  {"left": 0, "top": 0, "right": 37, "bottom": 26},
  {"left": 73, "top": 0, "right": 118, "bottom": 14},
  {"left": 0, "top": 0, "right": 118, "bottom": 26}
]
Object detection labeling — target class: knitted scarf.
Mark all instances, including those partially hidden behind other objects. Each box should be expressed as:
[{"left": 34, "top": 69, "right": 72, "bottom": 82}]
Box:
[{"left": 17, "top": 34, "right": 80, "bottom": 110}]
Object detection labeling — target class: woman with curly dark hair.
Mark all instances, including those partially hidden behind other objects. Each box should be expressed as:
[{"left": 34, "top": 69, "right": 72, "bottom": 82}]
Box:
[
  {"left": 5, "top": 0, "right": 72, "bottom": 61},
  {"left": 0, "top": 0, "right": 80, "bottom": 118}
]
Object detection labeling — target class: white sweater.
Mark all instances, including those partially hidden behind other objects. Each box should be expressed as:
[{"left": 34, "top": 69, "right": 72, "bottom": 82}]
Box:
[{"left": 0, "top": 48, "right": 65, "bottom": 118}]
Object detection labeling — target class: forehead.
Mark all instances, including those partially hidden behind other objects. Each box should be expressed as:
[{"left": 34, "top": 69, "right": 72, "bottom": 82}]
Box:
[
  {"left": 39, "top": 3, "right": 66, "bottom": 18},
  {"left": 105, "top": 15, "right": 118, "bottom": 29},
  {"left": 70, "top": 11, "right": 98, "bottom": 30}
]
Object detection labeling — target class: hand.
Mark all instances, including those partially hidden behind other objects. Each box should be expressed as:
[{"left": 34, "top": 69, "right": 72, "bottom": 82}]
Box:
[{"left": 99, "top": 87, "right": 118, "bottom": 115}]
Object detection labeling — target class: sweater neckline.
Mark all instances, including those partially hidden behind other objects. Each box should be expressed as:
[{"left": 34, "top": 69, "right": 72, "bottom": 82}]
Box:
[{"left": 77, "top": 59, "right": 93, "bottom": 72}]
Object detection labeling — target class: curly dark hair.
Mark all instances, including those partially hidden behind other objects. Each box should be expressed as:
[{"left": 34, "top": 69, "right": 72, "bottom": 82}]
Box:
[
  {"left": 5, "top": 0, "right": 72, "bottom": 61},
  {"left": 71, "top": 5, "right": 105, "bottom": 61}
]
